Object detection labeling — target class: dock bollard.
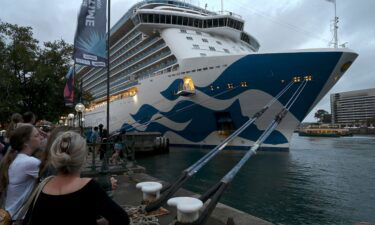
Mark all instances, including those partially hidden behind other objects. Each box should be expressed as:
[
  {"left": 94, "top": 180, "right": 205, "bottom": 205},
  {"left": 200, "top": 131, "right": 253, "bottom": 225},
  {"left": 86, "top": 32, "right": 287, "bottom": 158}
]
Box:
[
  {"left": 167, "top": 197, "right": 203, "bottom": 223},
  {"left": 136, "top": 182, "right": 163, "bottom": 203}
]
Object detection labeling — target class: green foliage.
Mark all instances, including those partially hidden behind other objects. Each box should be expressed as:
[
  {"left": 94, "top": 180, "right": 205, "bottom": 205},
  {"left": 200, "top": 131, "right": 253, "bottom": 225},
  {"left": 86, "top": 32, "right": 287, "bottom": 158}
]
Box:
[
  {"left": 314, "top": 109, "right": 330, "bottom": 123},
  {"left": 0, "top": 22, "right": 92, "bottom": 126}
]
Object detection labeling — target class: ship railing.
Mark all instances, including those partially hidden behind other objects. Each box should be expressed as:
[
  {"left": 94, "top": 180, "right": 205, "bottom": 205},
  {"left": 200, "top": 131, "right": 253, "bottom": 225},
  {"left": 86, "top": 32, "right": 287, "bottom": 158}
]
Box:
[
  {"left": 110, "top": 29, "right": 141, "bottom": 57},
  {"left": 111, "top": 36, "right": 160, "bottom": 65},
  {"left": 111, "top": 41, "right": 166, "bottom": 75},
  {"left": 217, "top": 10, "right": 242, "bottom": 19},
  {"left": 86, "top": 43, "right": 168, "bottom": 92}
]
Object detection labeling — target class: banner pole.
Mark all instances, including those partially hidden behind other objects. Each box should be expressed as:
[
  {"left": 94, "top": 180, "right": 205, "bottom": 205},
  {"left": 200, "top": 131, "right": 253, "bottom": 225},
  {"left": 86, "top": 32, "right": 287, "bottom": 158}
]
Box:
[{"left": 106, "top": 0, "right": 111, "bottom": 134}]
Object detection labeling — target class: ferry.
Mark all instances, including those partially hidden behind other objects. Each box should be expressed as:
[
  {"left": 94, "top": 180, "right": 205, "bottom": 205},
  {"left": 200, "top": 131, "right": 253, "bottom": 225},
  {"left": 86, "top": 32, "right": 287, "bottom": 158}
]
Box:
[
  {"left": 78, "top": 0, "right": 358, "bottom": 151},
  {"left": 299, "top": 125, "right": 352, "bottom": 137}
]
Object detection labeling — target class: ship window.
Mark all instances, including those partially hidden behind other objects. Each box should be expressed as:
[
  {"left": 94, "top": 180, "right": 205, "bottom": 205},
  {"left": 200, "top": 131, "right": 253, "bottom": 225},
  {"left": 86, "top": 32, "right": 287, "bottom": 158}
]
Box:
[
  {"left": 166, "top": 15, "right": 171, "bottom": 24},
  {"left": 161, "top": 15, "right": 166, "bottom": 23},
  {"left": 188, "top": 18, "right": 194, "bottom": 27},
  {"left": 193, "top": 44, "right": 200, "bottom": 49},
  {"left": 186, "top": 71, "right": 191, "bottom": 73},
  {"left": 186, "top": 36, "right": 193, "bottom": 40},
  {"left": 209, "top": 67, "right": 214, "bottom": 70},
  {"left": 193, "top": 19, "right": 199, "bottom": 28},
  {"left": 203, "top": 20, "right": 207, "bottom": 28},
  {"left": 219, "top": 18, "right": 225, "bottom": 27},
  {"left": 172, "top": 15, "right": 177, "bottom": 24},
  {"left": 192, "top": 69, "right": 196, "bottom": 72},
  {"left": 183, "top": 17, "right": 188, "bottom": 26},
  {"left": 197, "top": 68, "right": 202, "bottom": 71},
  {"left": 223, "top": 48, "right": 230, "bottom": 53},
  {"left": 155, "top": 14, "right": 160, "bottom": 23},
  {"left": 227, "top": 83, "right": 234, "bottom": 89},
  {"left": 210, "top": 85, "right": 214, "bottom": 91},
  {"left": 177, "top": 16, "right": 183, "bottom": 25},
  {"left": 141, "top": 14, "right": 147, "bottom": 23},
  {"left": 180, "top": 29, "right": 187, "bottom": 33},
  {"left": 213, "top": 19, "right": 219, "bottom": 27},
  {"left": 148, "top": 14, "right": 153, "bottom": 23},
  {"left": 202, "top": 38, "right": 208, "bottom": 43},
  {"left": 209, "top": 46, "right": 216, "bottom": 51},
  {"left": 200, "top": 53, "right": 207, "bottom": 57},
  {"left": 216, "top": 65, "right": 220, "bottom": 68},
  {"left": 196, "top": 31, "right": 202, "bottom": 35},
  {"left": 223, "top": 64, "right": 227, "bottom": 67},
  {"left": 216, "top": 41, "right": 222, "bottom": 45},
  {"left": 203, "top": 67, "right": 208, "bottom": 70},
  {"left": 240, "top": 81, "right": 248, "bottom": 87},
  {"left": 208, "top": 19, "right": 213, "bottom": 28}
]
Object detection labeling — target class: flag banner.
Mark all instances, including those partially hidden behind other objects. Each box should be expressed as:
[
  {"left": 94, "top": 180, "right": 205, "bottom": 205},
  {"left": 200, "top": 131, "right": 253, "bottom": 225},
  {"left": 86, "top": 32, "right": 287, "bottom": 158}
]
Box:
[
  {"left": 74, "top": 0, "right": 107, "bottom": 67},
  {"left": 64, "top": 67, "right": 75, "bottom": 107}
]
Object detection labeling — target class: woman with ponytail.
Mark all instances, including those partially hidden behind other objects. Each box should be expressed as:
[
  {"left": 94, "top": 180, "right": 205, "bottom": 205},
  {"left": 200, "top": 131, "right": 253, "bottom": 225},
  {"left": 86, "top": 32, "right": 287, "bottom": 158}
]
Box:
[
  {"left": 0, "top": 124, "right": 43, "bottom": 224},
  {"left": 23, "top": 131, "right": 129, "bottom": 225}
]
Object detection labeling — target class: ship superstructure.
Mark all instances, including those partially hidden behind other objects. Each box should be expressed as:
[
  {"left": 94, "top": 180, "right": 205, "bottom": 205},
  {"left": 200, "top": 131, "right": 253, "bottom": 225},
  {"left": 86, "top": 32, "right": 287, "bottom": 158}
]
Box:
[{"left": 78, "top": 0, "right": 358, "bottom": 151}]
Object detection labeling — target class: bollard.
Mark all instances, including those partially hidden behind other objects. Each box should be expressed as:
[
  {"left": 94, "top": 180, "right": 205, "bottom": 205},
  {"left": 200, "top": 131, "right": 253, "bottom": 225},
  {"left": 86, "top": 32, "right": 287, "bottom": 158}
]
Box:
[
  {"left": 136, "top": 182, "right": 163, "bottom": 203},
  {"left": 167, "top": 197, "right": 203, "bottom": 223}
]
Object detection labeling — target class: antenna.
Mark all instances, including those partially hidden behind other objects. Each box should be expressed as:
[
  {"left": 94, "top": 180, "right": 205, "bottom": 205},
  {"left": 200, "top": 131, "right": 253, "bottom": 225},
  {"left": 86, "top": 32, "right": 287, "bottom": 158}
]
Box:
[
  {"left": 221, "top": 0, "right": 223, "bottom": 13},
  {"left": 333, "top": 0, "right": 338, "bottom": 48}
]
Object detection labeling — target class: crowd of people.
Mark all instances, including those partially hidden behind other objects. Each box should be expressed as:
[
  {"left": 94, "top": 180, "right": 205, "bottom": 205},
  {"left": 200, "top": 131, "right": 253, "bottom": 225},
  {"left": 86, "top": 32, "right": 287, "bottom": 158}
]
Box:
[{"left": 0, "top": 112, "right": 130, "bottom": 225}]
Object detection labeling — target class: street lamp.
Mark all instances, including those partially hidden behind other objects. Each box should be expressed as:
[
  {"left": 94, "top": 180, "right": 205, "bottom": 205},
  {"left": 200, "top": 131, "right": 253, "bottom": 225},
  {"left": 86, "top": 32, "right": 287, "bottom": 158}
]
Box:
[
  {"left": 67, "top": 113, "right": 75, "bottom": 126},
  {"left": 75, "top": 103, "right": 85, "bottom": 130}
]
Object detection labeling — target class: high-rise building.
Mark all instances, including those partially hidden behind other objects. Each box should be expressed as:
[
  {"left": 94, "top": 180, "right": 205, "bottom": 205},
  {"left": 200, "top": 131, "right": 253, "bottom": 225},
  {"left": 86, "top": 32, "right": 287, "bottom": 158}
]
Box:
[{"left": 331, "top": 88, "right": 375, "bottom": 125}]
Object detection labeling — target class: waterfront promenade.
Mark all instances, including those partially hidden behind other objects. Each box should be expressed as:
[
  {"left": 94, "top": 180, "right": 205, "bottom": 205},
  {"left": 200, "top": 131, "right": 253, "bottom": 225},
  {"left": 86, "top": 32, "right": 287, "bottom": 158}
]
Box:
[{"left": 82, "top": 154, "right": 273, "bottom": 225}]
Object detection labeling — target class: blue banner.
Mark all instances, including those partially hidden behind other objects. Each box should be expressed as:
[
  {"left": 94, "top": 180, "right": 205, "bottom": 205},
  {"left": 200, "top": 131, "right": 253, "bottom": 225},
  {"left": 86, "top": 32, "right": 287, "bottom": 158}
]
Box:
[{"left": 74, "top": 0, "right": 107, "bottom": 67}]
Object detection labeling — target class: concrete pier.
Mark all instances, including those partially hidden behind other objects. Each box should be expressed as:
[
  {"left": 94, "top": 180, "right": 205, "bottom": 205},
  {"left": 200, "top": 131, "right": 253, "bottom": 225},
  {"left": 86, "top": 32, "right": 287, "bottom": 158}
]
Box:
[{"left": 111, "top": 172, "right": 273, "bottom": 225}]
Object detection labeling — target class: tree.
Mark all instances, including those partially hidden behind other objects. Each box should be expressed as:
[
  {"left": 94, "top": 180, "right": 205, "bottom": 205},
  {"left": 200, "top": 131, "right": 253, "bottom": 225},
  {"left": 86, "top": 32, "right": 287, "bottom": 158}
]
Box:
[
  {"left": 0, "top": 22, "right": 92, "bottom": 126},
  {"left": 314, "top": 109, "right": 330, "bottom": 123}
]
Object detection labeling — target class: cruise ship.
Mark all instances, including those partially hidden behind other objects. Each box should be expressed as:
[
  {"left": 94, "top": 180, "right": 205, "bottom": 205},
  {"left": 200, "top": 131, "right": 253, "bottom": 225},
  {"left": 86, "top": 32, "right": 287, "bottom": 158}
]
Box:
[{"left": 78, "top": 0, "right": 358, "bottom": 151}]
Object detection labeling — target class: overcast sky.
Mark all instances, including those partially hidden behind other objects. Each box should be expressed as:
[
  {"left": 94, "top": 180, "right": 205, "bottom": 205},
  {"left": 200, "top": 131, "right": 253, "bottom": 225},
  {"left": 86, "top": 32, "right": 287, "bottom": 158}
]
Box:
[{"left": 1, "top": 0, "right": 374, "bottom": 122}]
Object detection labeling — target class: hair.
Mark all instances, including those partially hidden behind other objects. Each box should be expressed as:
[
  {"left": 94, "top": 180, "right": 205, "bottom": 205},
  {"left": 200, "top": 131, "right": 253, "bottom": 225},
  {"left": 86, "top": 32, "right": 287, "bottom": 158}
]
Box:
[
  {"left": 38, "top": 126, "right": 79, "bottom": 177},
  {"left": 5, "top": 113, "right": 23, "bottom": 138},
  {"left": 49, "top": 131, "right": 87, "bottom": 174},
  {"left": 0, "top": 124, "right": 34, "bottom": 193},
  {"left": 23, "top": 111, "right": 36, "bottom": 124}
]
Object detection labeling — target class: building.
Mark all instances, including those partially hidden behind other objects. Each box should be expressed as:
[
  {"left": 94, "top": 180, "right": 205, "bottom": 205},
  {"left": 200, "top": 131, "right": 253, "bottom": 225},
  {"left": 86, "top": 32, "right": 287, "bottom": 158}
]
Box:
[{"left": 331, "top": 88, "right": 375, "bottom": 125}]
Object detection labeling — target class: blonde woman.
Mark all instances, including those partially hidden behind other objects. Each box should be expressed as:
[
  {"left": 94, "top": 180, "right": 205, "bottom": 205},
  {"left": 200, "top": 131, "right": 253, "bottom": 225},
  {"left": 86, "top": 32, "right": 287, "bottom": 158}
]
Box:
[{"left": 23, "top": 131, "right": 129, "bottom": 225}]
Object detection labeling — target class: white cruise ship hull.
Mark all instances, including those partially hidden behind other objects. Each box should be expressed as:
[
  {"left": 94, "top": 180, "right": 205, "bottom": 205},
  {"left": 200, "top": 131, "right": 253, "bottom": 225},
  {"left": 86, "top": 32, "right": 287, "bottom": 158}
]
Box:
[{"left": 84, "top": 48, "right": 357, "bottom": 151}]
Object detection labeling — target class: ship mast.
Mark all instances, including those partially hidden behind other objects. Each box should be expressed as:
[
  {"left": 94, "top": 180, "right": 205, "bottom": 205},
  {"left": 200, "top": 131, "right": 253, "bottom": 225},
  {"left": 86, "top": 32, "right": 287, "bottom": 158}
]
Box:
[{"left": 333, "top": 0, "right": 338, "bottom": 48}]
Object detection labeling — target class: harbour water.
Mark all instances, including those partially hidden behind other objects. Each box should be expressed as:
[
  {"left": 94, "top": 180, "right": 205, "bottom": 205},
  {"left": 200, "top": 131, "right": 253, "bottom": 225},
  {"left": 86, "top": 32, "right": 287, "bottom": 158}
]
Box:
[{"left": 137, "top": 134, "right": 375, "bottom": 225}]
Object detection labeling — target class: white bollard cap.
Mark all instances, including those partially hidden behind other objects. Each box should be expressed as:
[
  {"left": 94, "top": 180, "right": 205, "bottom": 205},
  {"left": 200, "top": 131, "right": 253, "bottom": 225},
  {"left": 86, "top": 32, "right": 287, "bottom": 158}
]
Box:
[
  {"left": 136, "top": 182, "right": 163, "bottom": 193},
  {"left": 168, "top": 197, "right": 203, "bottom": 213},
  {"left": 136, "top": 182, "right": 163, "bottom": 202},
  {"left": 168, "top": 197, "right": 203, "bottom": 223}
]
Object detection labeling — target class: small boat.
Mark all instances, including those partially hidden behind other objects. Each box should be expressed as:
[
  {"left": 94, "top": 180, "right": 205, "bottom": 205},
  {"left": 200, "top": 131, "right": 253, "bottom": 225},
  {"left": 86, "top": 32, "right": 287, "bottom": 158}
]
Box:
[{"left": 299, "top": 125, "right": 352, "bottom": 137}]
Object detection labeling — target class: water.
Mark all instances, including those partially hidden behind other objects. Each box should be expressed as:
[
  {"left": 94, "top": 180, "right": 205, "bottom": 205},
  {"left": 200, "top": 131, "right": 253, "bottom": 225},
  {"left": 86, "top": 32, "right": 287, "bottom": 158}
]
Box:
[{"left": 137, "top": 134, "right": 375, "bottom": 225}]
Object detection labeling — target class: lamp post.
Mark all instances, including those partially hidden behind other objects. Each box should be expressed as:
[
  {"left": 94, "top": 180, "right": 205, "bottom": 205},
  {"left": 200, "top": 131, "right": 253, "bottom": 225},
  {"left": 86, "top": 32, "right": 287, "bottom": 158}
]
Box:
[
  {"left": 67, "top": 113, "right": 75, "bottom": 126},
  {"left": 75, "top": 103, "right": 85, "bottom": 131}
]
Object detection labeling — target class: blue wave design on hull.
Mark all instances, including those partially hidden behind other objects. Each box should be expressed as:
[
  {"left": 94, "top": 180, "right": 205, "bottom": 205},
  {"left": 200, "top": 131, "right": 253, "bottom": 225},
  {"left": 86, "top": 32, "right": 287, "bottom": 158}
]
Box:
[
  {"left": 124, "top": 51, "right": 343, "bottom": 146},
  {"left": 123, "top": 100, "right": 287, "bottom": 144}
]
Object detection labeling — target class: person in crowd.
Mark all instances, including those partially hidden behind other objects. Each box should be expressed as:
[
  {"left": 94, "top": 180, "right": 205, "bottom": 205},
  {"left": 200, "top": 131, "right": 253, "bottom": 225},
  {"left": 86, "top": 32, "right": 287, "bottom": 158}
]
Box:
[
  {"left": 99, "top": 129, "right": 108, "bottom": 160},
  {"left": 110, "top": 135, "right": 123, "bottom": 165},
  {"left": 1, "top": 113, "right": 23, "bottom": 158},
  {"left": 0, "top": 124, "right": 43, "bottom": 224},
  {"left": 22, "top": 112, "right": 36, "bottom": 125},
  {"left": 22, "top": 131, "right": 129, "bottom": 225}
]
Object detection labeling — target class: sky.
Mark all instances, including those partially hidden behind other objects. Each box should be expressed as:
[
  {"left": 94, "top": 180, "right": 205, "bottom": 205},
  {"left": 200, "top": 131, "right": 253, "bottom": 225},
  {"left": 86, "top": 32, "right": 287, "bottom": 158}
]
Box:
[{"left": 1, "top": 0, "right": 374, "bottom": 122}]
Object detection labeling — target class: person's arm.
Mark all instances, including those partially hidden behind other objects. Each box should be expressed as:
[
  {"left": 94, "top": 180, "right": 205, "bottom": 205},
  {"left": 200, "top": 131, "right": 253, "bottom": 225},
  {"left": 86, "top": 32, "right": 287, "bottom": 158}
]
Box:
[{"left": 92, "top": 180, "right": 130, "bottom": 225}]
